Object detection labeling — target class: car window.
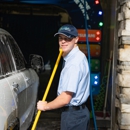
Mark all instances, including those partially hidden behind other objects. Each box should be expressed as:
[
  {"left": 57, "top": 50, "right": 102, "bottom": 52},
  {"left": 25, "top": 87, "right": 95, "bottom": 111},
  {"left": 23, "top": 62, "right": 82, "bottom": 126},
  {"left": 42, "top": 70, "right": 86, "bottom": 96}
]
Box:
[
  {"left": 0, "top": 35, "right": 15, "bottom": 76},
  {"left": 7, "top": 35, "right": 26, "bottom": 70}
]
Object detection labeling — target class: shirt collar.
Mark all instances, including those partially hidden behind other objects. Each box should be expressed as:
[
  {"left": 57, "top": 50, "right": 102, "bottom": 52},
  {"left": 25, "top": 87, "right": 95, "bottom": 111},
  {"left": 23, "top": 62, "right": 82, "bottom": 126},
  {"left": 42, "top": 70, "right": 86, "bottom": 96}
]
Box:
[{"left": 63, "top": 46, "right": 79, "bottom": 62}]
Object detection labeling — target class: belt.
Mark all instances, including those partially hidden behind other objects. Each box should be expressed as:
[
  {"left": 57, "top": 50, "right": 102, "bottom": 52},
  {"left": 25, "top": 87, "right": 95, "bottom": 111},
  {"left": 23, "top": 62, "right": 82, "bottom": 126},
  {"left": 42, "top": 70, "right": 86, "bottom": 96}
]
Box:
[{"left": 61, "top": 104, "right": 86, "bottom": 112}]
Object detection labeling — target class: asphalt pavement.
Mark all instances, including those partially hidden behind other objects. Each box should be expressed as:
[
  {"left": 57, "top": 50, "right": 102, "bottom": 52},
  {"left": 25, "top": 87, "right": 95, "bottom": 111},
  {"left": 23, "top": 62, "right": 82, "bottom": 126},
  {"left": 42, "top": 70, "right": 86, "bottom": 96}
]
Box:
[{"left": 36, "top": 110, "right": 61, "bottom": 130}]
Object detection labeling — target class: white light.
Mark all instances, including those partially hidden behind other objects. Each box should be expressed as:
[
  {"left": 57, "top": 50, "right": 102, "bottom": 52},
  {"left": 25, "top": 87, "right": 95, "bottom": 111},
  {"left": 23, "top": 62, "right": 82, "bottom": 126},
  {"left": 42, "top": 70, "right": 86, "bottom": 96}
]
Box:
[
  {"left": 94, "top": 76, "right": 98, "bottom": 79},
  {"left": 98, "top": 11, "right": 102, "bottom": 15},
  {"left": 94, "top": 81, "right": 98, "bottom": 85}
]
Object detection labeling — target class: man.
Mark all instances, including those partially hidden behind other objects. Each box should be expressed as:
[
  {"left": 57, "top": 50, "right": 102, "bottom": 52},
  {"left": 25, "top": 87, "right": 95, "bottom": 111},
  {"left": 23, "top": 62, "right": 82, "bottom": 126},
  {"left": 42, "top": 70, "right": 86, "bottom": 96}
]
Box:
[{"left": 37, "top": 24, "right": 90, "bottom": 130}]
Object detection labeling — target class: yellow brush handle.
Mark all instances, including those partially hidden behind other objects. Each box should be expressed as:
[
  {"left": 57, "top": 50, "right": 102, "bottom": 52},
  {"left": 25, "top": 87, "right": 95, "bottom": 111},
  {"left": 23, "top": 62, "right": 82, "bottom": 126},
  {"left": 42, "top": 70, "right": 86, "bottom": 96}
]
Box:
[{"left": 31, "top": 49, "right": 63, "bottom": 130}]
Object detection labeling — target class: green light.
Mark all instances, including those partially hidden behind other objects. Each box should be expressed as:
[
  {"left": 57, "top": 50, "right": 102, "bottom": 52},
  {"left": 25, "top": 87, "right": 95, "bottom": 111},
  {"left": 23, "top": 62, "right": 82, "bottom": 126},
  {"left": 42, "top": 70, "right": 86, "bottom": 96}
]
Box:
[{"left": 99, "top": 22, "right": 103, "bottom": 26}]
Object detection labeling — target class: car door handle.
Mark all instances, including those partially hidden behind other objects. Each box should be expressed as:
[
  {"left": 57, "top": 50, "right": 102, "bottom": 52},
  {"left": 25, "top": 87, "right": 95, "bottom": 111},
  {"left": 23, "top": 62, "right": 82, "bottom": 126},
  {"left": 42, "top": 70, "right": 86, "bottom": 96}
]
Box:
[
  {"left": 12, "top": 83, "right": 19, "bottom": 92},
  {"left": 25, "top": 77, "right": 30, "bottom": 81},
  {"left": 25, "top": 77, "right": 31, "bottom": 84}
]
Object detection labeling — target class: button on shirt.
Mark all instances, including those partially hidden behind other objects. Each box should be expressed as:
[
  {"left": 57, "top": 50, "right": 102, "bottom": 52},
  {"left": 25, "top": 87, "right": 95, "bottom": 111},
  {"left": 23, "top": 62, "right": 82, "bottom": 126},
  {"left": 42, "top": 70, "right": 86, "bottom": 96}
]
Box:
[{"left": 57, "top": 46, "right": 90, "bottom": 106}]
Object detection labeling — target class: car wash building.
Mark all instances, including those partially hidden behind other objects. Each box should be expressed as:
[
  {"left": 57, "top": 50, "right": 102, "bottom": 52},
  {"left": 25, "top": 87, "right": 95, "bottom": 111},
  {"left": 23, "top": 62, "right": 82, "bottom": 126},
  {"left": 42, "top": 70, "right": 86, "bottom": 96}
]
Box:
[{"left": 0, "top": 0, "right": 130, "bottom": 129}]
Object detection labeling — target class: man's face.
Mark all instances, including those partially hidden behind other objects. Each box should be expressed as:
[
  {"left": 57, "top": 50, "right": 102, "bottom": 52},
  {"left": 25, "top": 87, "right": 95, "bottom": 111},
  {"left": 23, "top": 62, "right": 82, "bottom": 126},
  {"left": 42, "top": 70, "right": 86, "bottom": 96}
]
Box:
[{"left": 58, "top": 34, "right": 79, "bottom": 56}]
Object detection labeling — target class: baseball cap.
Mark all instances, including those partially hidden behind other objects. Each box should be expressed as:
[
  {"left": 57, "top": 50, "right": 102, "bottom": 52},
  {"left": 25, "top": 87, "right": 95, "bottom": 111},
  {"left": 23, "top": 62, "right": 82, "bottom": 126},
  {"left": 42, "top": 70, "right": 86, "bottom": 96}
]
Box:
[{"left": 54, "top": 24, "right": 78, "bottom": 38}]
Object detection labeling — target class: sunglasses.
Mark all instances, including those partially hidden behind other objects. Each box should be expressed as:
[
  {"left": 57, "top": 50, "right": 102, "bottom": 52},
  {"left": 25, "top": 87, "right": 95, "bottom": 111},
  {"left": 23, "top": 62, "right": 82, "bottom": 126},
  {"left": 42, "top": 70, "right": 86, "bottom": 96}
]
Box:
[{"left": 58, "top": 36, "right": 75, "bottom": 42}]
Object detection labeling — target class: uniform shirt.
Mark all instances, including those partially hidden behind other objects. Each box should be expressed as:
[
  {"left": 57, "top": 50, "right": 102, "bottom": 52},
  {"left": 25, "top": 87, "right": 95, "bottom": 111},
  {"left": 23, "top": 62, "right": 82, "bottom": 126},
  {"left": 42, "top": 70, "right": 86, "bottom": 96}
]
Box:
[{"left": 57, "top": 46, "right": 90, "bottom": 106}]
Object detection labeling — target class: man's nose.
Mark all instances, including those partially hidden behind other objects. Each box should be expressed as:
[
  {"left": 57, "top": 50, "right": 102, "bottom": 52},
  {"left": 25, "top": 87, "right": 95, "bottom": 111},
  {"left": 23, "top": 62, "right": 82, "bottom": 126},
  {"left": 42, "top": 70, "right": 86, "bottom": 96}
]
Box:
[{"left": 61, "top": 39, "right": 66, "bottom": 42}]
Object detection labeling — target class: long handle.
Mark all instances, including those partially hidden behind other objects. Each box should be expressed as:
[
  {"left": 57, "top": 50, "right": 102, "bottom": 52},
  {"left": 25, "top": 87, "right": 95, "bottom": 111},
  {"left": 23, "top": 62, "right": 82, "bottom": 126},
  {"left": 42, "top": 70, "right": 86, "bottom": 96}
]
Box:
[{"left": 31, "top": 49, "right": 63, "bottom": 130}]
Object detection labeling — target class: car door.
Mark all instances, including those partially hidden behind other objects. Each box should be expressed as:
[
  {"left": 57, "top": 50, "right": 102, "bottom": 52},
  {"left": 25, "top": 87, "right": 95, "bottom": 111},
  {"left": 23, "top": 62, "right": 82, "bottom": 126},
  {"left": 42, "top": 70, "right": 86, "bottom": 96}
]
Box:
[
  {"left": 21, "top": 68, "right": 39, "bottom": 121},
  {"left": 6, "top": 72, "right": 27, "bottom": 125},
  {"left": 0, "top": 35, "right": 18, "bottom": 130},
  {"left": 7, "top": 34, "right": 39, "bottom": 129},
  {"left": 5, "top": 35, "right": 29, "bottom": 128}
]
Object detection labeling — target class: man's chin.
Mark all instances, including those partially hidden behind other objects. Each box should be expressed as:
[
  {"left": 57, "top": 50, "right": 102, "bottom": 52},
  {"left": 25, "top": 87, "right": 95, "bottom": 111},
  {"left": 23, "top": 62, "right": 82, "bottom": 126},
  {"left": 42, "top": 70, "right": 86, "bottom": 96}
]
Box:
[{"left": 62, "top": 51, "right": 67, "bottom": 57}]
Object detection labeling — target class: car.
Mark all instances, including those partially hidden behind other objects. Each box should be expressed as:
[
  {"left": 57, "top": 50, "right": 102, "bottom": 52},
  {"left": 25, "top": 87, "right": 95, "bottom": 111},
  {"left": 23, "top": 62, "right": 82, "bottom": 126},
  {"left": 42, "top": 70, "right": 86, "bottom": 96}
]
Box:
[{"left": 0, "top": 28, "right": 44, "bottom": 130}]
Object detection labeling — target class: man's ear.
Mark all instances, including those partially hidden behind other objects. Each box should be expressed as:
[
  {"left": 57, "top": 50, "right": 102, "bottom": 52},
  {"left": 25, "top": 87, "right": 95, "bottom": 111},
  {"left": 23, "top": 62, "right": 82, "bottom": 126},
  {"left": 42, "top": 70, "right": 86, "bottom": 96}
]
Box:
[{"left": 75, "top": 37, "right": 79, "bottom": 43}]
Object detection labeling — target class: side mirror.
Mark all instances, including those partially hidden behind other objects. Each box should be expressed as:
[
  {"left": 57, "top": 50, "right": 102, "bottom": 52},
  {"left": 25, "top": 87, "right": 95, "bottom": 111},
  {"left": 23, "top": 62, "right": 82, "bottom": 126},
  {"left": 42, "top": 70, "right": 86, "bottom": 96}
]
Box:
[{"left": 29, "top": 54, "right": 44, "bottom": 73}]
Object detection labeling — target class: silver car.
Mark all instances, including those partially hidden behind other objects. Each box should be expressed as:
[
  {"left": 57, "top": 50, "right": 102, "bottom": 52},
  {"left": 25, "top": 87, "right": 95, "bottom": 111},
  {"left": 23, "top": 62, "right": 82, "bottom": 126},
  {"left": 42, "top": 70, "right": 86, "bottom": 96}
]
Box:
[{"left": 0, "top": 28, "right": 43, "bottom": 130}]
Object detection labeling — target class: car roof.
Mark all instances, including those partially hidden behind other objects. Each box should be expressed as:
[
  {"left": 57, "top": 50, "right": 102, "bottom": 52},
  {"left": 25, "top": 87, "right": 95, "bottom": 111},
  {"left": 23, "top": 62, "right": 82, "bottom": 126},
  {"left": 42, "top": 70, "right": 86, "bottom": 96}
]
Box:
[{"left": 0, "top": 28, "right": 11, "bottom": 36}]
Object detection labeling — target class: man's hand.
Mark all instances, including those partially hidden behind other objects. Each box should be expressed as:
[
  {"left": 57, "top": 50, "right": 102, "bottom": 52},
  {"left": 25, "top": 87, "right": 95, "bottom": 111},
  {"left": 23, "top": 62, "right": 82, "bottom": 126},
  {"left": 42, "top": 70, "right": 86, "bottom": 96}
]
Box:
[
  {"left": 37, "top": 91, "right": 73, "bottom": 111},
  {"left": 37, "top": 101, "right": 49, "bottom": 111}
]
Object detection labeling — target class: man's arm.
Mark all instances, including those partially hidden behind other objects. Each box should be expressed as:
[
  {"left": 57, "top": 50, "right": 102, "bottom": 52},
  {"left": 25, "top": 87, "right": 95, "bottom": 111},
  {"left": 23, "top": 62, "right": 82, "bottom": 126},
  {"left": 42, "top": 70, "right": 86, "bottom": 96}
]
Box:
[{"left": 37, "top": 91, "right": 73, "bottom": 111}]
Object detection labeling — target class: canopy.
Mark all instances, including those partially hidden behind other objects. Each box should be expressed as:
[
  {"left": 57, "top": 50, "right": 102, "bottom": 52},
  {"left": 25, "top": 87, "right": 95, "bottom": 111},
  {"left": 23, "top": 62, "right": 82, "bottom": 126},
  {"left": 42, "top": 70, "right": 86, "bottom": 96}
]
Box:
[{"left": 0, "top": 0, "right": 102, "bottom": 29}]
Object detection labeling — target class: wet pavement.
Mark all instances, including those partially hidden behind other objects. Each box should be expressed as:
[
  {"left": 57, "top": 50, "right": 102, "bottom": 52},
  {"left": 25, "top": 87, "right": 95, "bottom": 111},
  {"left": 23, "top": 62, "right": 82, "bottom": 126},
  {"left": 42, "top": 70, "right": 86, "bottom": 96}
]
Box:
[{"left": 36, "top": 110, "right": 61, "bottom": 130}]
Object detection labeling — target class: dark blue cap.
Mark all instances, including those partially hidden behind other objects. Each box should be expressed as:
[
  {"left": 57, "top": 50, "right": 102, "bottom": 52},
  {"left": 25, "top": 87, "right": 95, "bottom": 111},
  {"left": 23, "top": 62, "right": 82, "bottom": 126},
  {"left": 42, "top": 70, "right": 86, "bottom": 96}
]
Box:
[{"left": 54, "top": 24, "right": 78, "bottom": 38}]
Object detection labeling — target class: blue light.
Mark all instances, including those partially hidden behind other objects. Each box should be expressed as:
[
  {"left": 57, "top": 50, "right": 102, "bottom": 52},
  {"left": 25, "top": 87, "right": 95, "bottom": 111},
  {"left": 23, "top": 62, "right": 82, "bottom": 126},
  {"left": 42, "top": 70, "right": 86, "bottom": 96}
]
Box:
[
  {"left": 91, "top": 73, "right": 100, "bottom": 86},
  {"left": 98, "top": 11, "right": 102, "bottom": 15},
  {"left": 94, "top": 76, "right": 98, "bottom": 79},
  {"left": 94, "top": 81, "right": 98, "bottom": 85},
  {"left": 91, "top": 73, "right": 100, "bottom": 95}
]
